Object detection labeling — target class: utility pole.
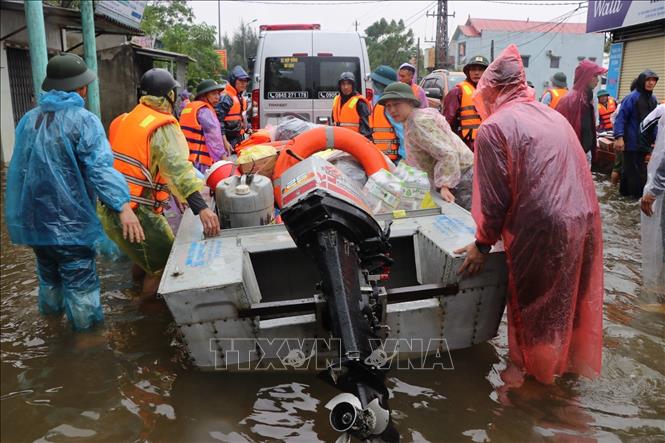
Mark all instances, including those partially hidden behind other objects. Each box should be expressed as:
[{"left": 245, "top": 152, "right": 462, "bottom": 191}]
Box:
[
  {"left": 217, "top": 0, "right": 222, "bottom": 48},
  {"left": 416, "top": 38, "right": 420, "bottom": 80},
  {"left": 80, "top": 0, "right": 100, "bottom": 118},
  {"left": 427, "top": 0, "right": 454, "bottom": 70},
  {"left": 354, "top": 20, "right": 359, "bottom": 32},
  {"left": 25, "top": 0, "right": 48, "bottom": 98}
]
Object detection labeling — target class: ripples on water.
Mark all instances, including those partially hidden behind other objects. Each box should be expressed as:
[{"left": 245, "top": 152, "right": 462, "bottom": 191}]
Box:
[{"left": 1, "top": 174, "right": 664, "bottom": 442}]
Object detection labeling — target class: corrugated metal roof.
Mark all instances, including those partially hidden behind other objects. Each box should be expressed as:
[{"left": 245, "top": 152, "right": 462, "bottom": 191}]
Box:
[{"left": 457, "top": 18, "right": 587, "bottom": 38}]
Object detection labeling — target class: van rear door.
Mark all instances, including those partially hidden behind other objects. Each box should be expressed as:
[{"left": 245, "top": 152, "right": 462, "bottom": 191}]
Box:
[
  {"left": 312, "top": 33, "right": 365, "bottom": 125},
  {"left": 311, "top": 57, "right": 362, "bottom": 125},
  {"left": 260, "top": 31, "right": 313, "bottom": 126}
]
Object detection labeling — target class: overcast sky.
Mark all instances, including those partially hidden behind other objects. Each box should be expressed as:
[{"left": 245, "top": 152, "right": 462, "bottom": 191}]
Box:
[{"left": 189, "top": 0, "right": 589, "bottom": 50}]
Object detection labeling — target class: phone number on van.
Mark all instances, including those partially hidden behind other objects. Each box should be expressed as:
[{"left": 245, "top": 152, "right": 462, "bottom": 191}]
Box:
[{"left": 268, "top": 91, "right": 309, "bottom": 99}]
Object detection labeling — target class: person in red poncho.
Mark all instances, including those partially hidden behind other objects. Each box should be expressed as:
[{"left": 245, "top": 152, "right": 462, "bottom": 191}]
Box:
[
  {"left": 555, "top": 60, "right": 607, "bottom": 167},
  {"left": 454, "top": 45, "right": 604, "bottom": 385}
]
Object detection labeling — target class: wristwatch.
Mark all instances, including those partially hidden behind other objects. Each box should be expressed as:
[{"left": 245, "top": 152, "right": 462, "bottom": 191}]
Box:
[{"left": 474, "top": 240, "right": 492, "bottom": 254}]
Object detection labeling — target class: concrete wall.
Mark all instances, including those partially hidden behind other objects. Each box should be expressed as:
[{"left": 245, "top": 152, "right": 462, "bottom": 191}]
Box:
[
  {"left": 451, "top": 29, "right": 605, "bottom": 97},
  {"left": 0, "top": 9, "right": 64, "bottom": 51},
  {"left": 0, "top": 8, "right": 134, "bottom": 162},
  {"left": 1, "top": 43, "right": 16, "bottom": 164},
  {"left": 97, "top": 44, "right": 141, "bottom": 132}
]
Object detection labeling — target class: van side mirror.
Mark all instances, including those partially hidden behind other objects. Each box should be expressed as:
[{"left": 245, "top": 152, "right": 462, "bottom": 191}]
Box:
[
  {"left": 248, "top": 57, "right": 256, "bottom": 72},
  {"left": 425, "top": 87, "right": 442, "bottom": 100}
]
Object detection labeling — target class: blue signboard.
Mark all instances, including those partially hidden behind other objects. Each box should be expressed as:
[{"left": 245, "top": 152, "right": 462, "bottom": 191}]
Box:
[
  {"left": 606, "top": 42, "right": 623, "bottom": 99},
  {"left": 587, "top": 0, "right": 665, "bottom": 33},
  {"left": 96, "top": 1, "right": 147, "bottom": 30}
]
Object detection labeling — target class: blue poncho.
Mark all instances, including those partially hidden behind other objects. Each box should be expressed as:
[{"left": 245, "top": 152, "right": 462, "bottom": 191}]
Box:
[{"left": 5, "top": 90, "right": 130, "bottom": 246}]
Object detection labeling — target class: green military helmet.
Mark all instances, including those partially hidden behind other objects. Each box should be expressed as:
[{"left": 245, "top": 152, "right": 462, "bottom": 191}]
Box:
[
  {"left": 376, "top": 82, "right": 420, "bottom": 107},
  {"left": 195, "top": 79, "right": 225, "bottom": 99},
  {"left": 551, "top": 72, "right": 568, "bottom": 88},
  {"left": 463, "top": 55, "right": 490, "bottom": 75},
  {"left": 370, "top": 65, "right": 398, "bottom": 88},
  {"left": 42, "top": 53, "right": 97, "bottom": 92}
]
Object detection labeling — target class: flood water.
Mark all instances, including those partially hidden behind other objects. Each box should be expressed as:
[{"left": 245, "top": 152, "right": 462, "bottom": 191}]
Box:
[{"left": 1, "top": 174, "right": 664, "bottom": 443}]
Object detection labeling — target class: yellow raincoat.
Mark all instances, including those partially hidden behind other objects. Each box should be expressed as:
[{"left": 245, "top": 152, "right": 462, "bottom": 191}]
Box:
[{"left": 99, "top": 96, "right": 203, "bottom": 275}]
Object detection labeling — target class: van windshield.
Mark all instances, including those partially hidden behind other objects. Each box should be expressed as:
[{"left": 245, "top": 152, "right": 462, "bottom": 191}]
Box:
[{"left": 264, "top": 56, "right": 361, "bottom": 100}]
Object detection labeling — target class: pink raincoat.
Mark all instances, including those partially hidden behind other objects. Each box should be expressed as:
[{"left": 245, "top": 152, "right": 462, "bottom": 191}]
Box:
[
  {"left": 472, "top": 45, "right": 604, "bottom": 384},
  {"left": 555, "top": 60, "right": 607, "bottom": 145}
]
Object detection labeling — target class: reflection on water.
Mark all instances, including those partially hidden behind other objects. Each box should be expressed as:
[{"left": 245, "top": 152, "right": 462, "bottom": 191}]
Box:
[{"left": 2, "top": 174, "right": 664, "bottom": 442}]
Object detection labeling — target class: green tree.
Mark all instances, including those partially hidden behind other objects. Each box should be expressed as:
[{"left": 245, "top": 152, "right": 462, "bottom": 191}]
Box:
[
  {"left": 141, "top": 1, "right": 222, "bottom": 86},
  {"left": 221, "top": 20, "right": 259, "bottom": 74},
  {"left": 365, "top": 19, "right": 417, "bottom": 71}
]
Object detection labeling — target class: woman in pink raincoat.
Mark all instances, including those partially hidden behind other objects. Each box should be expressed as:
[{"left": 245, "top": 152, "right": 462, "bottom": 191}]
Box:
[{"left": 455, "top": 45, "right": 604, "bottom": 385}]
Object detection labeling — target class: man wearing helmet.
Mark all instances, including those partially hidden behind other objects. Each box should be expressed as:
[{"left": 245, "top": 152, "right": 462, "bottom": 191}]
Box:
[
  {"left": 331, "top": 71, "right": 372, "bottom": 140},
  {"left": 99, "top": 68, "right": 220, "bottom": 297},
  {"left": 442, "top": 55, "right": 489, "bottom": 151},
  {"left": 5, "top": 53, "right": 144, "bottom": 331}
]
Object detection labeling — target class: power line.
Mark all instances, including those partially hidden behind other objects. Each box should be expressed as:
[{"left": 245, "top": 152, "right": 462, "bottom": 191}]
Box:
[
  {"left": 485, "top": 0, "right": 586, "bottom": 5},
  {"left": 352, "top": 0, "right": 389, "bottom": 29},
  {"left": 403, "top": 1, "right": 438, "bottom": 27},
  {"left": 465, "top": 4, "right": 585, "bottom": 54},
  {"left": 531, "top": 10, "right": 586, "bottom": 59},
  {"left": 232, "top": 0, "right": 381, "bottom": 4},
  {"left": 514, "top": 6, "right": 585, "bottom": 47}
]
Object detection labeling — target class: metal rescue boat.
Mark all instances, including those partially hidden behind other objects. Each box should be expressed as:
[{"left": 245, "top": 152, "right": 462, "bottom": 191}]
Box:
[{"left": 158, "top": 141, "right": 509, "bottom": 442}]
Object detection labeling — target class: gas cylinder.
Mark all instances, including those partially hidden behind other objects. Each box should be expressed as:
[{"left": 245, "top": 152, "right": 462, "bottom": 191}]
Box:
[{"left": 215, "top": 174, "right": 274, "bottom": 228}]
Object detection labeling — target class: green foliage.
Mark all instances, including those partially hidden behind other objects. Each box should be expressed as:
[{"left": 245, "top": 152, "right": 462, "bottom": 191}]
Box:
[
  {"left": 221, "top": 20, "right": 259, "bottom": 75},
  {"left": 44, "top": 0, "right": 81, "bottom": 8},
  {"left": 365, "top": 19, "right": 417, "bottom": 71},
  {"left": 140, "top": 1, "right": 222, "bottom": 86}
]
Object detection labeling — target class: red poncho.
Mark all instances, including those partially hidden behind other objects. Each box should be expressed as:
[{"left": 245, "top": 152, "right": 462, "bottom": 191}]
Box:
[
  {"left": 472, "top": 45, "right": 604, "bottom": 384},
  {"left": 555, "top": 60, "right": 607, "bottom": 142}
]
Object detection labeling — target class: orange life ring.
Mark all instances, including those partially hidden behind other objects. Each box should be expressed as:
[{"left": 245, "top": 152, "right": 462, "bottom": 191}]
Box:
[{"left": 272, "top": 126, "right": 389, "bottom": 207}]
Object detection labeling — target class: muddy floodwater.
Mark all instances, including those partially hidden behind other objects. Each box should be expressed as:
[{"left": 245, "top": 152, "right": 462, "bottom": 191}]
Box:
[{"left": 1, "top": 174, "right": 664, "bottom": 443}]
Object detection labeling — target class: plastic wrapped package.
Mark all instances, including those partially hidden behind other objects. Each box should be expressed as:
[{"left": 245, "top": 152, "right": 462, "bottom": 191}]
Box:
[
  {"left": 641, "top": 104, "right": 665, "bottom": 291},
  {"left": 327, "top": 151, "right": 369, "bottom": 189},
  {"left": 238, "top": 144, "right": 278, "bottom": 177},
  {"left": 362, "top": 169, "right": 402, "bottom": 214},
  {"left": 270, "top": 116, "right": 320, "bottom": 141},
  {"left": 472, "top": 45, "right": 604, "bottom": 384},
  {"left": 235, "top": 129, "right": 272, "bottom": 153},
  {"left": 5, "top": 90, "right": 130, "bottom": 247},
  {"left": 394, "top": 162, "right": 430, "bottom": 210}
]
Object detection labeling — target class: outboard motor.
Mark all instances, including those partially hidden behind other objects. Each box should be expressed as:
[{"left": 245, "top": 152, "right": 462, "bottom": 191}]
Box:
[{"left": 279, "top": 157, "right": 399, "bottom": 442}]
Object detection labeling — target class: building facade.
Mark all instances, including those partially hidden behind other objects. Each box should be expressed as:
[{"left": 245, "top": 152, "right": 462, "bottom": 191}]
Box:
[
  {"left": 0, "top": 1, "right": 190, "bottom": 163},
  {"left": 449, "top": 18, "right": 605, "bottom": 98},
  {"left": 586, "top": 0, "right": 665, "bottom": 101}
]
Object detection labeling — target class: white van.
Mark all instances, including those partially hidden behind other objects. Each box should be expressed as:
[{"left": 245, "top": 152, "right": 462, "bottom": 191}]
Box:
[{"left": 250, "top": 24, "right": 372, "bottom": 130}]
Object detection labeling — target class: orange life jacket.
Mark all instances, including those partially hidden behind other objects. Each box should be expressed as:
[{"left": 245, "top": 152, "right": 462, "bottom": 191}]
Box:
[
  {"left": 598, "top": 96, "right": 617, "bottom": 130},
  {"left": 332, "top": 94, "right": 371, "bottom": 132},
  {"left": 109, "top": 103, "right": 176, "bottom": 214},
  {"left": 370, "top": 103, "right": 399, "bottom": 161},
  {"left": 411, "top": 83, "right": 424, "bottom": 105},
  {"left": 542, "top": 87, "right": 568, "bottom": 109},
  {"left": 179, "top": 100, "right": 215, "bottom": 168},
  {"left": 222, "top": 83, "right": 247, "bottom": 135},
  {"left": 456, "top": 81, "right": 482, "bottom": 143}
]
